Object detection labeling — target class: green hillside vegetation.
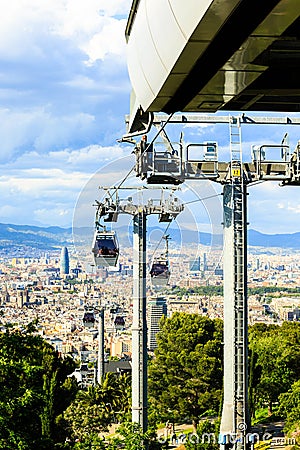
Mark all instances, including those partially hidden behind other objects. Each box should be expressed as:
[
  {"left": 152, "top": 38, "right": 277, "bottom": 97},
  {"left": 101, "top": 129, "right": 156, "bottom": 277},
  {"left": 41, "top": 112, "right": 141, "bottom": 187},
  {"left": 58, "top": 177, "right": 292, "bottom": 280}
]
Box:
[
  {"left": 0, "top": 322, "right": 77, "bottom": 449},
  {"left": 0, "top": 324, "right": 157, "bottom": 449},
  {"left": 169, "top": 285, "right": 300, "bottom": 298},
  {"left": 249, "top": 322, "right": 300, "bottom": 418},
  {"left": 149, "top": 313, "right": 223, "bottom": 432},
  {"left": 2, "top": 316, "right": 300, "bottom": 448}
]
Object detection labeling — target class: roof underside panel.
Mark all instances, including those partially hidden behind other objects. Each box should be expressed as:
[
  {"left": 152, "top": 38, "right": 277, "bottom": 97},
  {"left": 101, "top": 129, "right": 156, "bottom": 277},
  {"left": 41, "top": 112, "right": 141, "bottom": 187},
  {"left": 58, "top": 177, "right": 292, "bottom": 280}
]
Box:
[{"left": 126, "top": 0, "right": 300, "bottom": 122}]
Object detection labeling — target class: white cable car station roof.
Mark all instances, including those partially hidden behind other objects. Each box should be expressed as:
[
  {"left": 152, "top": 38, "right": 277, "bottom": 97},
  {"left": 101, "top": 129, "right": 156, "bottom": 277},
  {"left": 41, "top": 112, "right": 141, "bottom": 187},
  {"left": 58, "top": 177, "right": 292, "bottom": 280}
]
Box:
[{"left": 125, "top": 0, "right": 300, "bottom": 133}]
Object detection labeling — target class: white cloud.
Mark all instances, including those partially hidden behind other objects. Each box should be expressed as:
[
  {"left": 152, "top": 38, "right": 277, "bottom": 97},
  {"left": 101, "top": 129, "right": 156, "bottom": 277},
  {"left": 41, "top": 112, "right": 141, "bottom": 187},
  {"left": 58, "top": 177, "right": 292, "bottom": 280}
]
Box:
[
  {"left": 2, "top": 143, "right": 131, "bottom": 174},
  {"left": 277, "top": 201, "right": 300, "bottom": 215},
  {"left": 0, "top": 108, "right": 100, "bottom": 161},
  {"left": 247, "top": 181, "right": 300, "bottom": 233},
  {"left": 0, "top": 0, "right": 131, "bottom": 61},
  {"left": 0, "top": 1, "right": 298, "bottom": 233},
  {"left": 0, "top": 151, "right": 137, "bottom": 226},
  {"left": 0, "top": 0, "right": 131, "bottom": 163},
  {"left": 84, "top": 18, "right": 128, "bottom": 63},
  {"left": 33, "top": 207, "right": 70, "bottom": 225},
  {"left": 0, "top": 0, "right": 134, "bottom": 226},
  {"left": 0, "top": 168, "right": 89, "bottom": 226},
  {"left": 0, "top": 169, "right": 88, "bottom": 197}
]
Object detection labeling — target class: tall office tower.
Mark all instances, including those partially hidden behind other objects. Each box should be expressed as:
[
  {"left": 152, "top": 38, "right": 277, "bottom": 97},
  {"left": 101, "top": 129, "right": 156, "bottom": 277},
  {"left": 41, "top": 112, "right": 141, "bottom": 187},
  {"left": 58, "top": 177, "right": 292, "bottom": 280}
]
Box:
[
  {"left": 147, "top": 296, "right": 167, "bottom": 351},
  {"left": 60, "top": 246, "right": 70, "bottom": 275},
  {"left": 189, "top": 256, "right": 201, "bottom": 272},
  {"left": 203, "top": 252, "right": 207, "bottom": 271}
]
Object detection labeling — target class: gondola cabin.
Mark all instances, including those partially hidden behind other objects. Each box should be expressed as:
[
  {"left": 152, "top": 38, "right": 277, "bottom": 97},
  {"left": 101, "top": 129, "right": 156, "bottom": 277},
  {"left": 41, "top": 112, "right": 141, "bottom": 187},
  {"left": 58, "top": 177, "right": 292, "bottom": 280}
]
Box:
[
  {"left": 92, "top": 230, "right": 119, "bottom": 267},
  {"left": 82, "top": 309, "right": 95, "bottom": 328},
  {"left": 114, "top": 315, "right": 125, "bottom": 330},
  {"left": 150, "top": 258, "right": 170, "bottom": 288}
]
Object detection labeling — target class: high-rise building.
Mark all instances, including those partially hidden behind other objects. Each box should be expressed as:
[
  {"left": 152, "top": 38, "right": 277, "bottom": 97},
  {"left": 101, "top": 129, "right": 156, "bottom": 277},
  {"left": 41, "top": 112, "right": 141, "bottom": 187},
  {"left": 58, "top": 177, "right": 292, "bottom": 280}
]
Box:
[
  {"left": 203, "top": 252, "right": 208, "bottom": 271},
  {"left": 189, "top": 256, "right": 201, "bottom": 272},
  {"left": 60, "top": 246, "right": 70, "bottom": 275},
  {"left": 147, "top": 296, "right": 167, "bottom": 351}
]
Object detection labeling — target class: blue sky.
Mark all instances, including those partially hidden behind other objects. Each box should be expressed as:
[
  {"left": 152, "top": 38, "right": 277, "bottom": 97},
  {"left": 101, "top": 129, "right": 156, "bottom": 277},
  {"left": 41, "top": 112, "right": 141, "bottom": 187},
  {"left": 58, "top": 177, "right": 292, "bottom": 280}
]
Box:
[{"left": 0, "top": 0, "right": 299, "bottom": 234}]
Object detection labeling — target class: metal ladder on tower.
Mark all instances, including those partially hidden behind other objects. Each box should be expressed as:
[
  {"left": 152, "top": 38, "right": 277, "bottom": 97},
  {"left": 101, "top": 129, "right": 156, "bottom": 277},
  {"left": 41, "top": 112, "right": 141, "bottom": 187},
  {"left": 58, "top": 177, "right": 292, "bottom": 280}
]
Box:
[
  {"left": 230, "top": 115, "right": 243, "bottom": 165},
  {"left": 230, "top": 116, "right": 247, "bottom": 440}
]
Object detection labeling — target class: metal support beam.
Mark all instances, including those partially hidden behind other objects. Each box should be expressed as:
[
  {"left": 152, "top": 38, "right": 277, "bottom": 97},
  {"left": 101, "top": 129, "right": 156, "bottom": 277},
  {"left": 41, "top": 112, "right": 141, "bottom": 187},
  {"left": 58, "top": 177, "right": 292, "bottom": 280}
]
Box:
[
  {"left": 94, "top": 187, "right": 183, "bottom": 434},
  {"left": 132, "top": 212, "right": 148, "bottom": 432},
  {"left": 148, "top": 114, "right": 300, "bottom": 126},
  {"left": 123, "top": 114, "right": 300, "bottom": 139},
  {"left": 121, "top": 119, "right": 300, "bottom": 447},
  {"left": 97, "top": 309, "right": 105, "bottom": 384},
  {"left": 220, "top": 181, "right": 249, "bottom": 450}
]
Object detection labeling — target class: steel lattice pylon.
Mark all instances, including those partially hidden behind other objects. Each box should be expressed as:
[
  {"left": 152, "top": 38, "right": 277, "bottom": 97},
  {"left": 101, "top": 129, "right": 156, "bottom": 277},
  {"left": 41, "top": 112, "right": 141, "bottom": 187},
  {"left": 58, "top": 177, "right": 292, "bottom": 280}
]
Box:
[{"left": 124, "top": 113, "right": 300, "bottom": 450}]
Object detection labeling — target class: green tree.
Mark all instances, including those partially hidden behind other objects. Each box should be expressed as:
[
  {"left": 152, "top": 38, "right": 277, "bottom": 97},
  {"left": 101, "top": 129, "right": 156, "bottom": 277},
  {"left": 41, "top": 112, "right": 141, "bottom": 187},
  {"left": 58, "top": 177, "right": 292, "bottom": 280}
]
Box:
[
  {"left": 249, "top": 322, "right": 300, "bottom": 416},
  {"left": 0, "top": 323, "right": 77, "bottom": 449},
  {"left": 185, "top": 420, "right": 219, "bottom": 450},
  {"left": 63, "top": 372, "right": 131, "bottom": 443},
  {"left": 40, "top": 345, "right": 78, "bottom": 448},
  {"left": 99, "top": 372, "right": 131, "bottom": 422},
  {"left": 70, "top": 421, "right": 160, "bottom": 450},
  {"left": 278, "top": 379, "right": 300, "bottom": 437},
  {"left": 108, "top": 422, "right": 164, "bottom": 450},
  {"left": 149, "top": 313, "right": 223, "bottom": 431}
]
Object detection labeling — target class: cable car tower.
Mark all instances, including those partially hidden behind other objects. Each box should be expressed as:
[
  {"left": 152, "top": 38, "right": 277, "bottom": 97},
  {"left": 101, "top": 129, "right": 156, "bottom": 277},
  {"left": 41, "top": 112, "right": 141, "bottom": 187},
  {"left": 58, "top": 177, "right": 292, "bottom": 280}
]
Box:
[
  {"left": 123, "top": 113, "right": 300, "bottom": 450},
  {"left": 92, "top": 186, "right": 183, "bottom": 432}
]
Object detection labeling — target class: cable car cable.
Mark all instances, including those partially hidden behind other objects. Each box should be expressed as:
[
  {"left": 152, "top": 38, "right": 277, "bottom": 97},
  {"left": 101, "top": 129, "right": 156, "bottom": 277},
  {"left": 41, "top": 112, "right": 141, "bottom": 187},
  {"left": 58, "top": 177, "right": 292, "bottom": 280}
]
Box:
[
  {"left": 183, "top": 180, "right": 265, "bottom": 207},
  {"left": 248, "top": 180, "right": 265, "bottom": 188},
  {"left": 149, "top": 221, "right": 172, "bottom": 261},
  {"left": 106, "top": 112, "right": 175, "bottom": 200},
  {"left": 149, "top": 193, "right": 221, "bottom": 260},
  {"left": 184, "top": 192, "right": 223, "bottom": 205},
  {"left": 148, "top": 192, "right": 222, "bottom": 269}
]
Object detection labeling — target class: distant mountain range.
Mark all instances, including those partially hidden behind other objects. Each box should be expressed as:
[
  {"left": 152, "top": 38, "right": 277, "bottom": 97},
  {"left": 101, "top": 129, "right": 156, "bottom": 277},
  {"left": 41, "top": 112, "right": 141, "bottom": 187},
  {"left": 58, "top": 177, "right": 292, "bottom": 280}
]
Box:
[
  {"left": 0, "top": 223, "right": 300, "bottom": 254},
  {"left": 248, "top": 229, "right": 300, "bottom": 249},
  {"left": 0, "top": 223, "right": 73, "bottom": 253}
]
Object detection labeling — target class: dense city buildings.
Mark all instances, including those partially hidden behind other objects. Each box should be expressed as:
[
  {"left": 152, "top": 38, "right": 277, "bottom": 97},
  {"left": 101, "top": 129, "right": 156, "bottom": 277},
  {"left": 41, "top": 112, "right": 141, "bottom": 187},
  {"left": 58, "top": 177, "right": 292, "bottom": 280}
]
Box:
[{"left": 1, "top": 242, "right": 300, "bottom": 385}]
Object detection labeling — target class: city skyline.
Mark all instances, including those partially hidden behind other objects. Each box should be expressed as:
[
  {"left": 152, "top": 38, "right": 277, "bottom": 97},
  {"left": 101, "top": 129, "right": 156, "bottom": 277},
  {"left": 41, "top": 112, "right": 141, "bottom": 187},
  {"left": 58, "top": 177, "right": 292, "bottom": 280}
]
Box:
[{"left": 0, "top": 1, "right": 299, "bottom": 234}]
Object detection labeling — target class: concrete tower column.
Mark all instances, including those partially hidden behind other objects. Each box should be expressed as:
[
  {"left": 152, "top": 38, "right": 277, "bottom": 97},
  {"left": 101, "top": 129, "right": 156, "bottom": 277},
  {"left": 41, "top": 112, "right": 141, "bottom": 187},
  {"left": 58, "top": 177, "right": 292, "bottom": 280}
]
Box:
[
  {"left": 131, "top": 212, "right": 148, "bottom": 432},
  {"left": 97, "top": 308, "right": 105, "bottom": 383},
  {"left": 220, "top": 181, "right": 250, "bottom": 450}
]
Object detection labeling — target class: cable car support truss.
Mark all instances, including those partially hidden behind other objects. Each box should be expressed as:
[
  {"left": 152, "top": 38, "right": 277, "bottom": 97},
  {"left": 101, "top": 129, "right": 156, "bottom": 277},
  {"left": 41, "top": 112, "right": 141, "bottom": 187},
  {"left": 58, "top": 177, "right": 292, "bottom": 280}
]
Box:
[
  {"left": 93, "top": 186, "right": 183, "bottom": 433},
  {"left": 123, "top": 113, "right": 300, "bottom": 450}
]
